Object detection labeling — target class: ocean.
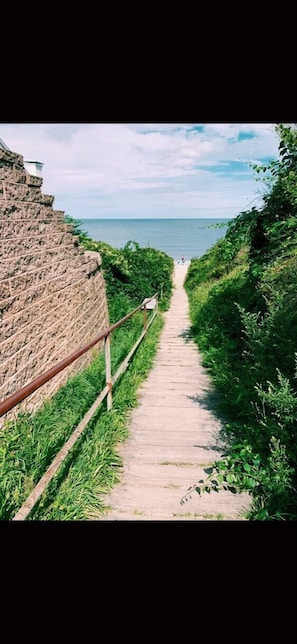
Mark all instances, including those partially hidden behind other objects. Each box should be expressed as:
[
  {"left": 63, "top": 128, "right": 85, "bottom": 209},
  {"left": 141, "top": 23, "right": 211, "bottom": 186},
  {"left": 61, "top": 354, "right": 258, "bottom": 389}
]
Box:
[{"left": 79, "top": 218, "right": 233, "bottom": 262}]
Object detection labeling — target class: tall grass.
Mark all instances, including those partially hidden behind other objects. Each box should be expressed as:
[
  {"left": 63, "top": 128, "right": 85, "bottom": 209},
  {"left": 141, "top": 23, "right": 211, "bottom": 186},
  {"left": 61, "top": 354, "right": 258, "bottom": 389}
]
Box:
[
  {"left": 184, "top": 220, "right": 297, "bottom": 519},
  {"left": 32, "top": 315, "right": 164, "bottom": 520},
  {"left": 0, "top": 312, "right": 164, "bottom": 521}
]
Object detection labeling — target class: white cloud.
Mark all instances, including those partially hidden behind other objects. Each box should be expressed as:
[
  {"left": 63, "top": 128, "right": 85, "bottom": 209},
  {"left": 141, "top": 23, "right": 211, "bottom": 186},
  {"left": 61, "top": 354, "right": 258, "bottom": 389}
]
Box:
[{"left": 0, "top": 123, "right": 281, "bottom": 219}]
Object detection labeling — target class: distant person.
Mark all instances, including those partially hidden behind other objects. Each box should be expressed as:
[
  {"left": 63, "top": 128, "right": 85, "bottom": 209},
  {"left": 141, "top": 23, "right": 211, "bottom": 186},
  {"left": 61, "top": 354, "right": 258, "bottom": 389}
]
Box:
[{"left": 181, "top": 256, "right": 185, "bottom": 264}]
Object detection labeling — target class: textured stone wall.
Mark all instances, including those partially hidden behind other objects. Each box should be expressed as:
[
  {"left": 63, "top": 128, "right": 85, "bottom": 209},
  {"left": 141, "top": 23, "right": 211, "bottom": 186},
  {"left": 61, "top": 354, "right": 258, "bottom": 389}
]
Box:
[{"left": 0, "top": 147, "right": 109, "bottom": 427}]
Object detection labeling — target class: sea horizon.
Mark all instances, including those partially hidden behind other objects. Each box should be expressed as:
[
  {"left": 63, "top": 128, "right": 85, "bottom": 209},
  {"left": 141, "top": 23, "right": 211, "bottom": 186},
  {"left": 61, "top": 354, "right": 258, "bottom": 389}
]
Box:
[
  {"left": 79, "top": 217, "right": 234, "bottom": 221},
  {"left": 79, "top": 217, "right": 233, "bottom": 261}
]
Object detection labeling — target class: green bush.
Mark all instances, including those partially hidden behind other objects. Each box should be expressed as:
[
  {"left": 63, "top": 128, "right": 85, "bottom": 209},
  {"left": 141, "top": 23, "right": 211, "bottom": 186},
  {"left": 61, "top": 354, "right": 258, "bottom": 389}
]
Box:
[{"left": 183, "top": 124, "right": 297, "bottom": 520}]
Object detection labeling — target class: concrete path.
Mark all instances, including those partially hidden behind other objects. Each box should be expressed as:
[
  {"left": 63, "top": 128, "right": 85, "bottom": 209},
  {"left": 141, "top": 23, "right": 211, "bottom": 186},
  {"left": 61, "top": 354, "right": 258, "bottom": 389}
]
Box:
[{"left": 99, "top": 262, "right": 250, "bottom": 520}]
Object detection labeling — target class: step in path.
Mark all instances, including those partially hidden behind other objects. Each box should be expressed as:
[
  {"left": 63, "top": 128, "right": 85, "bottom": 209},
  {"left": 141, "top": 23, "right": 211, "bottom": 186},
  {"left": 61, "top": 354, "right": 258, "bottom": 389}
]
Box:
[{"left": 98, "top": 261, "right": 250, "bottom": 521}]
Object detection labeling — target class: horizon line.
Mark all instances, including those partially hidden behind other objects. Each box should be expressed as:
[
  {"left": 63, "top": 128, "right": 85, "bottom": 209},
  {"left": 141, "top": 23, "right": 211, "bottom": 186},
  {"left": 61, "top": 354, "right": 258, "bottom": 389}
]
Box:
[{"left": 78, "top": 216, "right": 234, "bottom": 220}]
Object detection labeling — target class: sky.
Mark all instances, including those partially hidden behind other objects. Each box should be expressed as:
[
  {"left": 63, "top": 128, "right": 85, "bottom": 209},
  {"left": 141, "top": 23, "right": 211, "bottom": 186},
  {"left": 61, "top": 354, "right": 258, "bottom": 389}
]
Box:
[{"left": 0, "top": 123, "right": 281, "bottom": 220}]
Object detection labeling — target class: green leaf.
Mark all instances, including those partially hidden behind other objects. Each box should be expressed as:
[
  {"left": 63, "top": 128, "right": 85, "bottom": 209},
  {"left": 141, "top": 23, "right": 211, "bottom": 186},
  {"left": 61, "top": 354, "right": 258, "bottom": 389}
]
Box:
[
  {"left": 257, "top": 508, "right": 269, "bottom": 520},
  {"left": 226, "top": 473, "right": 235, "bottom": 483},
  {"left": 246, "top": 477, "right": 257, "bottom": 489},
  {"left": 243, "top": 463, "right": 251, "bottom": 473}
]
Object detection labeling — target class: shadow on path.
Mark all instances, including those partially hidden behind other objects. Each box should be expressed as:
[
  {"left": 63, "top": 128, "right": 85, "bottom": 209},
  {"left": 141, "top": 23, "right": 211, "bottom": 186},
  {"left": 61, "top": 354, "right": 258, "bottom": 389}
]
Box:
[{"left": 187, "top": 390, "right": 233, "bottom": 453}]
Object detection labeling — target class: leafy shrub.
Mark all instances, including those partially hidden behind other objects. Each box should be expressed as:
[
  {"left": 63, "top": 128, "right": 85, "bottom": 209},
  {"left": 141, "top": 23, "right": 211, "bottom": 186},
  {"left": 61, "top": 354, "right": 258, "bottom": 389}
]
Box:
[{"left": 183, "top": 124, "right": 297, "bottom": 519}]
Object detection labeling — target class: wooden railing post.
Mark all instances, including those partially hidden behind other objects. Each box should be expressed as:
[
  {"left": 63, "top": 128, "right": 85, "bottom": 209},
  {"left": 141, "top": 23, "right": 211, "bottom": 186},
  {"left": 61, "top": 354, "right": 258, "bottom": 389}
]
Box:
[
  {"left": 104, "top": 334, "right": 112, "bottom": 410},
  {"left": 143, "top": 303, "right": 147, "bottom": 331},
  {"left": 0, "top": 291, "right": 158, "bottom": 420},
  {"left": 4, "top": 290, "right": 159, "bottom": 521}
]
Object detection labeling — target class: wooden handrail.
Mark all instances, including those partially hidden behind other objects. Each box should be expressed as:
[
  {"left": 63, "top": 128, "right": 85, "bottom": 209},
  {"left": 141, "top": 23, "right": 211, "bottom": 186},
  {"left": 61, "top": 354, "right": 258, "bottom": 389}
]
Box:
[
  {"left": 0, "top": 292, "right": 158, "bottom": 418},
  {"left": 4, "top": 291, "right": 159, "bottom": 520}
]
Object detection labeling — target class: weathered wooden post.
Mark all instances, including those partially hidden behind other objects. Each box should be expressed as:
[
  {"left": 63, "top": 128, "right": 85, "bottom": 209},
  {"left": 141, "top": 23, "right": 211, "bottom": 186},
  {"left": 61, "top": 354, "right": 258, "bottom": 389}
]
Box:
[{"left": 104, "top": 334, "right": 112, "bottom": 410}]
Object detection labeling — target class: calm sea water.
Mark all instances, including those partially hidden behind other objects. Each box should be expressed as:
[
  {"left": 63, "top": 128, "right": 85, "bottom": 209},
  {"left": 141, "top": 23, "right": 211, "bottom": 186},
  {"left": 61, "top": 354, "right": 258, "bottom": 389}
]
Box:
[{"left": 80, "top": 218, "right": 233, "bottom": 261}]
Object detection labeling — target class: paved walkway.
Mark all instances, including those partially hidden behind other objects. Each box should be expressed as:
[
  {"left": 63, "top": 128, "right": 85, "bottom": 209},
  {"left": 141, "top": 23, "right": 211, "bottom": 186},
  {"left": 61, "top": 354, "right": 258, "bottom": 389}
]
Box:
[{"left": 99, "top": 262, "right": 250, "bottom": 520}]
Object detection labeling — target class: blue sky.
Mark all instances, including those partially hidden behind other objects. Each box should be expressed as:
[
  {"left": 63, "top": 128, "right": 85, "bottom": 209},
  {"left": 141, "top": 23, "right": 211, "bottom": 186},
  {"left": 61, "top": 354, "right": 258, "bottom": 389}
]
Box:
[{"left": 0, "top": 123, "right": 280, "bottom": 219}]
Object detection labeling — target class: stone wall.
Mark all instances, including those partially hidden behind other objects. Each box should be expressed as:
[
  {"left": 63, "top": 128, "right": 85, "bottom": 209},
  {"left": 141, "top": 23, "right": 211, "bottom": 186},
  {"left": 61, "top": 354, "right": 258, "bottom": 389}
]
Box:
[{"left": 0, "top": 147, "right": 109, "bottom": 427}]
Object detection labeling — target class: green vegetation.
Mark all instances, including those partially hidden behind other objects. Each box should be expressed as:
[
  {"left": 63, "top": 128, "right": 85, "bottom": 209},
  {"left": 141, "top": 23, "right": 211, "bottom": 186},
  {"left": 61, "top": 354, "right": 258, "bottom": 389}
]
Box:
[
  {"left": 64, "top": 216, "right": 174, "bottom": 318},
  {"left": 1, "top": 224, "right": 173, "bottom": 520},
  {"left": 183, "top": 124, "right": 297, "bottom": 520},
  {"left": 6, "top": 125, "right": 297, "bottom": 521}
]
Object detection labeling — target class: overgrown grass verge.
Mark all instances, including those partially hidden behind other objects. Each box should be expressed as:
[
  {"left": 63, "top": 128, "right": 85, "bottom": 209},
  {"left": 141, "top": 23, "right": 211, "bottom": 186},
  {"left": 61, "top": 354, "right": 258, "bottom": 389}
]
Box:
[
  {"left": 185, "top": 247, "right": 297, "bottom": 519},
  {"left": 183, "top": 134, "right": 297, "bottom": 520},
  {"left": 0, "top": 311, "right": 164, "bottom": 521}
]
